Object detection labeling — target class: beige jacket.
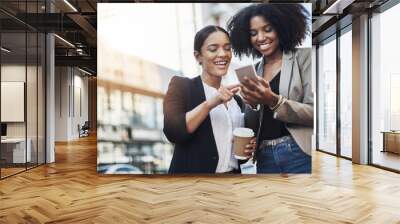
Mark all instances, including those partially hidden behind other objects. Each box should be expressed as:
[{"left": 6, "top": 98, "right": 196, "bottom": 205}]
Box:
[{"left": 244, "top": 48, "right": 313, "bottom": 156}]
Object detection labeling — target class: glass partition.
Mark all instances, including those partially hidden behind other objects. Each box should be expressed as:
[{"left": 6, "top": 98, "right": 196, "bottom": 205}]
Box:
[
  {"left": 370, "top": 3, "right": 400, "bottom": 171},
  {"left": 339, "top": 28, "right": 352, "bottom": 158},
  {"left": 1, "top": 31, "right": 28, "bottom": 177},
  {"left": 0, "top": 1, "right": 46, "bottom": 179},
  {"left": 317, "top": 36, "right": 337, "bottom": 155}
]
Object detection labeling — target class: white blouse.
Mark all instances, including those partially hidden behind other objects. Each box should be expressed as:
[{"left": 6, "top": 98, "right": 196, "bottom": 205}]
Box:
[{"left": 202, "top": 81, "right": 244, "bottom": 173}]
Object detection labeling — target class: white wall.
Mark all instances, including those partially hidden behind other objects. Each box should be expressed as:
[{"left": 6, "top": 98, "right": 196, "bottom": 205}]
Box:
[
  {"left": 55, "top": 66, "right": 68, "bottom": 141},
  {"left": 71, "top": 73, "right": 89, "bottom": 138},
  {"left": 55, "top": 67, "right": 89, "bottom": 141}
]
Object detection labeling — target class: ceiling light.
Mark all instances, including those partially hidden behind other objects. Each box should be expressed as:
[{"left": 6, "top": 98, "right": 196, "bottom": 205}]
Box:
[
  {"left": 323, "top": 0, "right": 355, "bottom": 15},
  {"left": 63, "top": 0, "right": 78, "bottom": 12},
  {"left": 1, "top": 47, "right": 11, "bottom": 53},
  {"left": 78, "top": 67, "right": 93, "bottom": 76},
  {"left": 54, "top": 34, "right": 75, "bottom": 48}
]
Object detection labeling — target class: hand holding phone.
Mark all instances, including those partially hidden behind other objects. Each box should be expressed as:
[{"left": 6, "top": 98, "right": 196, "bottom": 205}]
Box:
[{"left": 235, "top": 65, "right": 258, "bottom": 84}]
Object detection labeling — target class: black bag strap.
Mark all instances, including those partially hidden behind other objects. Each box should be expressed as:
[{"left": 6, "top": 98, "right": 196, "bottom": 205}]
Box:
[{"left": 233, "top": 95, "right": 244, "bottom": 112}]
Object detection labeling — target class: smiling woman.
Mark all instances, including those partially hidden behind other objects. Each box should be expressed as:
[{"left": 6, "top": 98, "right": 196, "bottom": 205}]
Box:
[
  {"left": 163, "top": 25, "right": 256, "bottom": 174},
  {"left": 228, "top": 3, "right": 312, "bottom": 174},
  {"left": 193, "top": 27, "right": 232, "bottom": 85}
]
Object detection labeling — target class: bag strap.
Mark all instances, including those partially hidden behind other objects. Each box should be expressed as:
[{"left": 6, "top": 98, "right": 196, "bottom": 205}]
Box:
[{"left": 233, "top": 95, "right": 244, "bottom": 112}]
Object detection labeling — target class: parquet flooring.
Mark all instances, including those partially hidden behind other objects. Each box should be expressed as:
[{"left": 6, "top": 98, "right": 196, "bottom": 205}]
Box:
[
  {"left": 1, "top": 167, "right": 26, "bottom": 178},
  {"left": 1, "top": 135, "right": 400, "bottom": 223},
  {"left": 372, "top": 151, "right": 400, "bottom": 171}
]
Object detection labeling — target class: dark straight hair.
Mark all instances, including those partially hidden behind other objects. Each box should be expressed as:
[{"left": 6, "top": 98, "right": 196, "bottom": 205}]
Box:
[{"left": 194, "top": 25, "right": 229, "bottom": 53}]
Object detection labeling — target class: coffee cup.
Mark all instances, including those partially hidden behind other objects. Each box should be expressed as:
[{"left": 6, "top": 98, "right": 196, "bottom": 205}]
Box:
[{"left": 233, "top": 128, "right": 254, "bottom": 160}]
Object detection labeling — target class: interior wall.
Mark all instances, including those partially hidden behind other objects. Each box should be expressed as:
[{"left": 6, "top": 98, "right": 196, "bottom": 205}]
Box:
[
  {"left": 73, "top": 69, "right": 89, "bottom": 139},
  {"left": 55, "top": 66, "right": 89, "bottom": 141},
  {"left": 55, "top": 66, "right": 69, "bottom": 141}
]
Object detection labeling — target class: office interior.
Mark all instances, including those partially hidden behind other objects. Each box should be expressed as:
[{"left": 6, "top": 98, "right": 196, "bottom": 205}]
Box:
[
  {"left": 313, "top": 0, "right": 400, "bottom": 172},
  {"left": 0, "top": 0, "right": 399, "bottom": 222},
  {"left": 0, "top": 0, "right": 96, "bottom": 179},
  {"left": 0, "top": 0, "right": 399, "bottom": 176}
]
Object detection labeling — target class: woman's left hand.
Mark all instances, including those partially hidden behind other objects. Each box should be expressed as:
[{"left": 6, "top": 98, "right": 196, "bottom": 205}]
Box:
[
  {"left": 241, "top": 76, "right": 279, "bottom": 107},
  {"left": 244, "top": 137, "right": 257, "bottom": 157}
]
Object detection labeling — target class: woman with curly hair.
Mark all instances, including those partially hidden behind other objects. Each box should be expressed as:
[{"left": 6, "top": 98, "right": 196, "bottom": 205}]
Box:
[{"left": 227, "top": 4, "right": 312, "bottom": 173}]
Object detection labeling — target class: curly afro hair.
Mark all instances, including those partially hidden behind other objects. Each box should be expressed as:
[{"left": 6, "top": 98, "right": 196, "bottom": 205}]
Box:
[{"left": 227, "top": 3, "right": 310, "bottom": 59}]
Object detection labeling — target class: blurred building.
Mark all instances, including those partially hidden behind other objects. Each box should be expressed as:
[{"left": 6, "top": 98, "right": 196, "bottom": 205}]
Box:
[
  {"left": 96, "top": 3, "right": 206, "bottom": 174},
  {"left": 97, "top": 42, "right": 176, "bottom": 174}
]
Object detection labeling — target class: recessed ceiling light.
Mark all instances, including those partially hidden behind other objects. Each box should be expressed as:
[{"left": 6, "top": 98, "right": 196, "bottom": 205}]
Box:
[
  {"left": 323, "top": 0, "right": 355, "bottom": 15},
  {"left": 63, "top": 0, "right": 78, "bottom": 12},
  {"left": 78, "top": 67, "right": 93, "bottom": 76},
  {"left": 54, "top": 34, "right": 75, "bottom": 48},
  {"left": 1, "top": 47, "right": 11, "bottom": 53}
]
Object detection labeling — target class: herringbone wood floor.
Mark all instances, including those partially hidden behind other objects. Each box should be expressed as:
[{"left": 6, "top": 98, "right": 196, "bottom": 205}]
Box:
[{"left": 1, "top": 135, "right": 400, "bottom": 224}]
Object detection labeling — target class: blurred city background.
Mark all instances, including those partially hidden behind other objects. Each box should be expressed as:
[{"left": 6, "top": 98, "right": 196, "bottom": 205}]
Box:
[{"left": 97, "top": 3, "right": 311, "bottom": 174}]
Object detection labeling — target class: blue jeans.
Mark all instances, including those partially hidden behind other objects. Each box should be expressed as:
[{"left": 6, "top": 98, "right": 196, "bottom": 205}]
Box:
[{"left": 256, "top": 137, "right": 311, "bottom": 174}]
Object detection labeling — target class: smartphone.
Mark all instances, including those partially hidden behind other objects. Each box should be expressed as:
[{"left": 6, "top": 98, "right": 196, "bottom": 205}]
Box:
[{"left": 235, "top": 65, "right": 258, "bottom": 84}]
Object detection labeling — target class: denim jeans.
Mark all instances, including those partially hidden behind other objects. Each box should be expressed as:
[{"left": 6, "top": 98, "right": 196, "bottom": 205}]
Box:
[{"left": 257, "top": 136, "right": 311, "bottom": 174}]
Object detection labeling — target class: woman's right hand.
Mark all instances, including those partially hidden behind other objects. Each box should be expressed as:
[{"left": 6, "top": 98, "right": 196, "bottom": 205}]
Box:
[
  {"left": 241, "top": 76, "right": 279, "bottom": 107},
  {"left": 207, "top": 84, "right": 240, "bottom": 109}
]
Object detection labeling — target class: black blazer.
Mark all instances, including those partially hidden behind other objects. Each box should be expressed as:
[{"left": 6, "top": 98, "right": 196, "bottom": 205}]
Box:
[{"left": 163, "top": 75, "right": 243, "bottom": 174}]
